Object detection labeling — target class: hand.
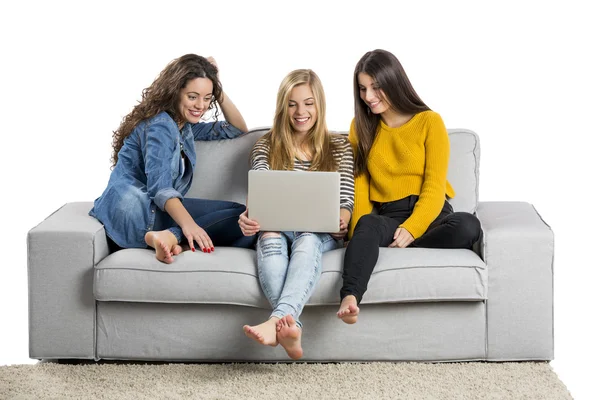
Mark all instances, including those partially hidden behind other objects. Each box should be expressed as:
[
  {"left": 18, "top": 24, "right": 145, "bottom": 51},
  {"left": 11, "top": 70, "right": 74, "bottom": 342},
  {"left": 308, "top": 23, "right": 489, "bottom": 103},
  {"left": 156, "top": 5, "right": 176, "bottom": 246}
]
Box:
[
  {"left": 388, "top": 227, "right": 414, "bottom": 248},
  {"left": 330, "top": 217, "right": 348, "bottom": 240},
  {"left": 239, "top": 209, "right": 260, "bottom": 236},
  {"left": 206, "top": 56, "right": 220, "bottom": 80},
  {"left": 181, "top": 223, "right": 214, "bottom": 253}
]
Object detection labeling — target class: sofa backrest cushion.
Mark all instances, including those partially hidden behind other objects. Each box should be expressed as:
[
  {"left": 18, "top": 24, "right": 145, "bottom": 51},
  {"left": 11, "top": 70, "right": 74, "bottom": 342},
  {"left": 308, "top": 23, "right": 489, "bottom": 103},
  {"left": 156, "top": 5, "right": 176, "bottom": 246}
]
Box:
[{"left": 188, "top": 127, "right": 480, "bottom": 214}]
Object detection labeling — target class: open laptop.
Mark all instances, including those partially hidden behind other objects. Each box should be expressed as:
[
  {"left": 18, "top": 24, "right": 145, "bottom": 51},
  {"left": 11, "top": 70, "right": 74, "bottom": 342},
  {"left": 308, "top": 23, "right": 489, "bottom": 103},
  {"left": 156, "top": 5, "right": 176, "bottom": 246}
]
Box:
[{"left": 247, "top": 170, "right": 340, "bottom": 232}]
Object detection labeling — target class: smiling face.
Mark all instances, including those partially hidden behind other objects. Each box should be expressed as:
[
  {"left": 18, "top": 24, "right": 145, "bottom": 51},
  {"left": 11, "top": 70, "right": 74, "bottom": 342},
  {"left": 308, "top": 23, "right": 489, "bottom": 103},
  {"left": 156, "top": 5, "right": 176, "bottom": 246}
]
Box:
[
  {"left": 177, "top": 77, "right": 214, "bottom": 126},
  {"left": 357, "top": 72, "right": 391, "bottom": 115},
  {"left": 287, "top": 83, "right": 318, "bottom": 135}
]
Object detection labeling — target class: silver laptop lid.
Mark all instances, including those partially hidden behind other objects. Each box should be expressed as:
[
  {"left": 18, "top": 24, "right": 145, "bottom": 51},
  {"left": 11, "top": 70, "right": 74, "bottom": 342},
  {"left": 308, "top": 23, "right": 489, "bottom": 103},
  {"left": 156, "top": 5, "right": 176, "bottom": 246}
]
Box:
[{"left": 247, "top": 170, "right": 340, "bottom": 233}]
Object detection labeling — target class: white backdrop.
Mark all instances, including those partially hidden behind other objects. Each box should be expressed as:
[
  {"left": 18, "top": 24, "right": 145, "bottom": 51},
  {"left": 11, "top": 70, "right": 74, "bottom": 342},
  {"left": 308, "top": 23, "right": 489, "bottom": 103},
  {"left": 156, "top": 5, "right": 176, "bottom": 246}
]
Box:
[{"left": 1, "top": 0, "right": 598, "bottom": 398}]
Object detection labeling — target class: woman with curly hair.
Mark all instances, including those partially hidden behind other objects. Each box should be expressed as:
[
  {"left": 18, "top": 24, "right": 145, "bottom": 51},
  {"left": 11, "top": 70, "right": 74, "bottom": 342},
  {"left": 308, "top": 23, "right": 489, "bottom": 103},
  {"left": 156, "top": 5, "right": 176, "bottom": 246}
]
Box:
[
  {"left": 238, "top": 69, "right": 355, "bottom": 359},
  {"left": 90, "top": 54, "right": 253, "bottom": 263}
]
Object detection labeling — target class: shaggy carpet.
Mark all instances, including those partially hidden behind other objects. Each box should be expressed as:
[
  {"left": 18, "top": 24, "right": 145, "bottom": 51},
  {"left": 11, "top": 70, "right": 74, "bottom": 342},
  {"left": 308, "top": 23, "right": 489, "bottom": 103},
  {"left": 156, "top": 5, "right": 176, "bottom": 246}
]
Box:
[{"left": 0, "top": 361, "right": 572, "bottom": 399}]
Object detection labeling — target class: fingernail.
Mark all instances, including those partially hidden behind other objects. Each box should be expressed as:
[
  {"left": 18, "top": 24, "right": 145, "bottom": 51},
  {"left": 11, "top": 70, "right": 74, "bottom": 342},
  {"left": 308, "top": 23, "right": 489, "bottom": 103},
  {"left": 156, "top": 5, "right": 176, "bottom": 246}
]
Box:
[
  {"left": 192, "top": 248, "right": 195, "bottom": 252},
  {"left": 211, "top": 247, "right": 215, "bottom": 251},
  {"left": 203, "top": 249, "right": 207, "bottom": 253}
]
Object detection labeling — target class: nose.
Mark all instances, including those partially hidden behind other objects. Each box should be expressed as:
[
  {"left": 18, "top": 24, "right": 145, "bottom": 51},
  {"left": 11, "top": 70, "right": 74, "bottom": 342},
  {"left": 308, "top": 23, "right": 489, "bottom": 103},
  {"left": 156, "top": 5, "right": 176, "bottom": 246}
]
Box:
[
  {"left": 295, "top": 103, "right": 306, "bottom": 115},
  {"left": 195, "top": 98, "right": 209, "bottom": 110},
  {"left": 365, "top": 88, "right": 378, "bottom": 102}
]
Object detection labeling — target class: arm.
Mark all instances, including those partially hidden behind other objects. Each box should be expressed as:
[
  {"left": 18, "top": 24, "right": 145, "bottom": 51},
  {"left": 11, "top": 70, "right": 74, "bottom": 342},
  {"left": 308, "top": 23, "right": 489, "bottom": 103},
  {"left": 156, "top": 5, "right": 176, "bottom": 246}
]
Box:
[
  {"left": 332, "top": 137, "right": 355, "bottom": 239},
  {"left": 207, "top": 56, "right": 248, "bottom": 133},
  {"left": 239, "top": 139, "right": 268, "bottom": 235},
  {"left": 218, "top": 91, "right": 248, "bottom": 133},
  {"left": 144, "top": 119, "right": 184, "bottom": 211},
  {"left": 400, "top": 113, "right": 450, "bottom": 239}
]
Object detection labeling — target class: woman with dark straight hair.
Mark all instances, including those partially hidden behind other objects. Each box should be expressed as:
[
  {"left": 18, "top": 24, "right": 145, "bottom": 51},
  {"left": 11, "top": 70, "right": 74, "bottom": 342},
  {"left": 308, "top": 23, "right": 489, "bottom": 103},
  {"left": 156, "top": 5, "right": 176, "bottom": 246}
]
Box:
[{"left": 337, "top": 49, "right": 482, "bottom": 324}]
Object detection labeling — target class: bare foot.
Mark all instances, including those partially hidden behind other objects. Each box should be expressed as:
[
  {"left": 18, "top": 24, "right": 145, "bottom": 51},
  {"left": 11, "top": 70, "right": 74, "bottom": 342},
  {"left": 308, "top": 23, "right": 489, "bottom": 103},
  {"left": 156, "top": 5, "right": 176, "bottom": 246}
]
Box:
[
  {"left": 337, "top": 295, "right": 360, "bottom": 324},
  {"left": 172, "top": 245, "right": 183, "bottom": 255},
  {"left": 243, "top": 317, "right": 278, "bottom": 347},
  {"left": 144, "top": 231, "right": 178, "bottom": 264},
  {"left": 276, "top": 315, "right": 303, "bottom": 360}
]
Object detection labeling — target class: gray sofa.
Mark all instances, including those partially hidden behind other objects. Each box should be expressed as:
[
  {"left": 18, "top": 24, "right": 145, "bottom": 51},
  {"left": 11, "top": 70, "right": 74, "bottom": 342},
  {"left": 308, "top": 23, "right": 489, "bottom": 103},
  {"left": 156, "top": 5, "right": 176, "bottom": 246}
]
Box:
[{"left": 27, "top": 128, "right": 554, "bottom": 362}]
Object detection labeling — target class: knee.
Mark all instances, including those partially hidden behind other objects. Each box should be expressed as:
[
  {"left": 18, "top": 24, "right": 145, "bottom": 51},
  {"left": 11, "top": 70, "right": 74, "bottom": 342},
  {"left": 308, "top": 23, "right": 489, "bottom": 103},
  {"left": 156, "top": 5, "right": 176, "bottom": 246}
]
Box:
[
  {"left": 454, "top": 213, "right": 482, "bottom": 242},
  {"left": 355, "top": 214, "right": 383, "bottom": 232},
  {"left": 258, "top": 232, "right": 284, "bottom": 257},
  {"left": 293, "top": 233, "right": 323, "bottom": 251}
]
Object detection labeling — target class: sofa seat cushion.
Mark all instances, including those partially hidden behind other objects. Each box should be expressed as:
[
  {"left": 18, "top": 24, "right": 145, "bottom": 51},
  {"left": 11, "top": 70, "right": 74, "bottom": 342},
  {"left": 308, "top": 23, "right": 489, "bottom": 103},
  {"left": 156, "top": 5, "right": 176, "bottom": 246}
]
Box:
[
  {"left": 94, "top": 246, "right": 486, "bottom": 307},
  {"left": 313, "top": 248, "right": 487, "bottom": 305}
]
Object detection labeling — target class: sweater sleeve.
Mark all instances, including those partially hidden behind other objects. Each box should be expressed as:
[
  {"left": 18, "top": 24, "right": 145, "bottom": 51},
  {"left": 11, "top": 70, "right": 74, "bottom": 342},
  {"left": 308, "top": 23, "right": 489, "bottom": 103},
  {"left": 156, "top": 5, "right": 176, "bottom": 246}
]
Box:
[
  {"left": 347, "top": 121, "right": 374, "bottom": 238},
  {"left": 400, "top": 112, "right": 450, "bottom": 238}
]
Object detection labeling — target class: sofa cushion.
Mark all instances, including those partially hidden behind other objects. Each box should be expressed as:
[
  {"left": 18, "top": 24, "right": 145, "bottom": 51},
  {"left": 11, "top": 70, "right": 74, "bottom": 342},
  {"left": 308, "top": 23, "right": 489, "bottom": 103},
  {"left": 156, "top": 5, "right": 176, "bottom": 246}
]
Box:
[{"left": 94, "top": 248, "right": 486, "bottom": 306}]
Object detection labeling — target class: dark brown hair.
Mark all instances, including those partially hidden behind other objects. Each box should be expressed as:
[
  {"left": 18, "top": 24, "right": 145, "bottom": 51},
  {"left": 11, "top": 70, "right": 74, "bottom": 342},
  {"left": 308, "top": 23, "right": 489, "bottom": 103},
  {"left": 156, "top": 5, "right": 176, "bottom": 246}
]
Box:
[
  {"left": 110, "top": 54, "right": 222, "bottom": 167},
  {"left": 353, "top": 49, "right": 430, "bottom": 175}
]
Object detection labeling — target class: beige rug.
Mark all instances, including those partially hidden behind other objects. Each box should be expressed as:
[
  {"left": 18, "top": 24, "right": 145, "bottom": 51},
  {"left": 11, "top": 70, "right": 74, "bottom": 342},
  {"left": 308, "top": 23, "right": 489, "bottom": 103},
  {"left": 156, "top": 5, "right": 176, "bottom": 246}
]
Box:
[{"left": 0, "top": 361, "right": 571, "bottom": 399}]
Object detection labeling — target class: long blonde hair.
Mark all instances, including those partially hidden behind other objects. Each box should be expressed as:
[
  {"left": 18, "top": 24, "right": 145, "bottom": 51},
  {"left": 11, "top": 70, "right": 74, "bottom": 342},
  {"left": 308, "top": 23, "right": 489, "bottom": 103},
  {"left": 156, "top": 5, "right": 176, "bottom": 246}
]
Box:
[{"left": 264, "top": 69, "right": 339, "bottom": 171}]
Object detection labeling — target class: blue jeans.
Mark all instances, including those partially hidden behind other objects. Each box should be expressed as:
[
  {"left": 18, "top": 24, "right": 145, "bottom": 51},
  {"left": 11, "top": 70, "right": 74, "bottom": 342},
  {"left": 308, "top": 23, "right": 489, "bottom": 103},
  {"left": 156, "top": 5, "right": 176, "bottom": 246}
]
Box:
[
  {"left": 257, "top": 231, "right": 340, "bottom": 328},
  {"left": 155, "top": 198, "right": 255, "bottom": 248}
]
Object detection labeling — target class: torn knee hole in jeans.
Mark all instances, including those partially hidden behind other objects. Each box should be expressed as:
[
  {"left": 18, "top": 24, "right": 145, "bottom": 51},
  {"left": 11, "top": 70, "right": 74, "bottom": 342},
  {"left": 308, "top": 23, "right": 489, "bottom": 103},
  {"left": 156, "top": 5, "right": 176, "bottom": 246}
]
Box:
[{"left": 259, "top": 233, "right": 283, "bottom": 257}]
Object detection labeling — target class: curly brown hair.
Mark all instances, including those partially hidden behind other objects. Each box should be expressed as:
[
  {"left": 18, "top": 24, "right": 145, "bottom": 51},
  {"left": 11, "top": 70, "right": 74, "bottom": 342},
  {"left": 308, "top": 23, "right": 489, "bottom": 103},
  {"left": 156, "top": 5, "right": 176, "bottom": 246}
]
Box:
[{"left": 110, "top": 54, "right": 222, "bottom": 167}]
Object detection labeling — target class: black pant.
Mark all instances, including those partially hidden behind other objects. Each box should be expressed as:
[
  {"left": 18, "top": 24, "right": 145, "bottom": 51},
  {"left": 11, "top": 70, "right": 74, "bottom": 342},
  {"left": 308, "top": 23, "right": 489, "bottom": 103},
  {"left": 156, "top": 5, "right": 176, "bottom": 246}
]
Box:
[{"left": 340, "top": 195, "right": 482, "bottom": 304}]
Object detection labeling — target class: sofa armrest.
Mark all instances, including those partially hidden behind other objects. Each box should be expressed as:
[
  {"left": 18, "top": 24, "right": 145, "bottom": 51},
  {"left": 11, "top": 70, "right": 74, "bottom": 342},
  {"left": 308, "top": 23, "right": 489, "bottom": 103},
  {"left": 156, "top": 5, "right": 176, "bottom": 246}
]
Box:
[
  {"left": 477, "top": 201, "right": 554, "bottom": 360},
  {"left": 27, "top": 202, "right": 108, "bottom": 359}
]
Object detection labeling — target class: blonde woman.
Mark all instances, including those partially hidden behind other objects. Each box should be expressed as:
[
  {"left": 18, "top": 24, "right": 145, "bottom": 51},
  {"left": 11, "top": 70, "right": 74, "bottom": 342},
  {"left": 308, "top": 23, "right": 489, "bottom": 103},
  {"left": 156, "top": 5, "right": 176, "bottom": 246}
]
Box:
[{"left": 238, "top": 70, "right": 354, "bottom": 359}]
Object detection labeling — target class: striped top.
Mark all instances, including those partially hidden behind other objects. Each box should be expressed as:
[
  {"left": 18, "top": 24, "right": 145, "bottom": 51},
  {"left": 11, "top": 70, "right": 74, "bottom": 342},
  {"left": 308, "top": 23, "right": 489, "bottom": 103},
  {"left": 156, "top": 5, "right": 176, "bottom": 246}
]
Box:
[{"left": 250, "top": 135, "right": 355, "bottom": 212}]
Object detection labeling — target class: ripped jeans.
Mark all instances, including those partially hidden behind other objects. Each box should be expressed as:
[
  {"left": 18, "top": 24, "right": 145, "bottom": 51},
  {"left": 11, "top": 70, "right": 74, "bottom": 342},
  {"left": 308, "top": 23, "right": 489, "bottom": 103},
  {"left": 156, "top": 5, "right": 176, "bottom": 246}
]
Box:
[{"left": 257, "top": 231, "right": 340, "bottom": 328}]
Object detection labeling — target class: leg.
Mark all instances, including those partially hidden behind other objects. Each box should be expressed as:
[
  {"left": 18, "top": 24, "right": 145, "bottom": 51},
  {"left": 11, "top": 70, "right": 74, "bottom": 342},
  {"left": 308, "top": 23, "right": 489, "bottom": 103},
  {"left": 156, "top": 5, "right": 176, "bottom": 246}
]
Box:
[
  {"left": 338, "top": 214, "right": 400, "bottom": 323},
  {"left": 273, "top": 233, "right": 339, "bottom": 359},
  {"left": 169, "top": 199, "right": 254, "bottom": 248},
  {"left": 412, "top": 211, "right": 482, "bottom": 249},
  {"left": 243, "top": 232, "right": 290, "bottom": 347}
]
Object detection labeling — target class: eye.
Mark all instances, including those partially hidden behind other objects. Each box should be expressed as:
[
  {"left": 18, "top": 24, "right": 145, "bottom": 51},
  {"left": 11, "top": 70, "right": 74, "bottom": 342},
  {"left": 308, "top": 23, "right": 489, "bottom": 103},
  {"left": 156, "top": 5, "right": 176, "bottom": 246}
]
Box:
[
  {"left": 373, "top": 86, "right": 381, "bottom": 90},
  {"left": 359, "top": 87, "right": 366, "bottom": 92},
  {"left": 188, "top": 95, "right": 197, "bottom": 101},
  {"left": 305, "top": 102, "right": 314, "bottom": 106},
  {"left": 288, "top": 103, "right": 296, "bottom": 107},
  {"left": 204, "top": 96, "right": 213, "bottom": 102}
]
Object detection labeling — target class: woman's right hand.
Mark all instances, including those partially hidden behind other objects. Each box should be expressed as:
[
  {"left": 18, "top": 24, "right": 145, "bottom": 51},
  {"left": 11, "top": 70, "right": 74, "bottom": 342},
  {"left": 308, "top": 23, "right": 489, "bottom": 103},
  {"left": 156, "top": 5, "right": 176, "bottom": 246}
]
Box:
[
  {"left": 181, "top": 223, "right": 214, "bottom": 253},
  {"left": 238, "top": 209, "right": 260, "bottom": 236}
]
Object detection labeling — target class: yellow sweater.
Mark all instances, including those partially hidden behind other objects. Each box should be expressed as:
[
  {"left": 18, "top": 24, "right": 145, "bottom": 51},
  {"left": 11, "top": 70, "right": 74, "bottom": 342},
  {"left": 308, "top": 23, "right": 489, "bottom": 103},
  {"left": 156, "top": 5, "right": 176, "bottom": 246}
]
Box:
[{"left": 348, "top": 110, "right": 455, "bottom": 239}]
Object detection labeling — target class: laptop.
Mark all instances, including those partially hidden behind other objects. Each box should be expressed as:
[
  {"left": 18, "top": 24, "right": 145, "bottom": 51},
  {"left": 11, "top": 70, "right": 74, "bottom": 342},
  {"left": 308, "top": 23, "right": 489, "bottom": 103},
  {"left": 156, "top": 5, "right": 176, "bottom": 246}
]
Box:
[{"left": 247, "top": 170, "right": 340, "bottom": 232}]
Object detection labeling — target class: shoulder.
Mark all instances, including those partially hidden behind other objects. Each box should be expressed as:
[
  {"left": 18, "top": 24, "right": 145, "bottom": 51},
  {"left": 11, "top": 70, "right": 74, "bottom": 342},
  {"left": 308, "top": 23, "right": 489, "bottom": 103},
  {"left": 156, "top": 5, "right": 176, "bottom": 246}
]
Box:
[
  {"left": 252, "top": 136, "right": 271, "bottom": 153},
  {"left": 417, "top": 110, "right": 445, "bottom": 126},
  {"left": 329, "top": 134, "right": 351, "bottom": 151},
  {"left": 143, "top": 111, "right": 179, "bottom": 134}
]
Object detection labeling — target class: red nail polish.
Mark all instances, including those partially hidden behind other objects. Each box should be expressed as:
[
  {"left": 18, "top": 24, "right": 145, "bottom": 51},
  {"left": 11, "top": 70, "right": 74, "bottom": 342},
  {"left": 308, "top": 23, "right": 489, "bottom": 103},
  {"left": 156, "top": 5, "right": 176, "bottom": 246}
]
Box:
[
  {"left": 203, "top": 249, "right": 207, "bottom": 253},
  {"left": 211, "top": 247, "right": 215, "bottom": 251},
  {"left": 192, "top": 248, "right": 195, "bottom": 252}
]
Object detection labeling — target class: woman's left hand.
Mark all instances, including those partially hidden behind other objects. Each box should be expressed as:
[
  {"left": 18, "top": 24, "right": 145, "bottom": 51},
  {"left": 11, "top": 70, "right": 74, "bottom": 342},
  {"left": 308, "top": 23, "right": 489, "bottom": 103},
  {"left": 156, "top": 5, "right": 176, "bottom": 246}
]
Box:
[
  {"left": 330, "top": 217, "right": 348, "bottom": 240},
  {"left": 388, "top": 227, "right": 414, "bottom": 248}
]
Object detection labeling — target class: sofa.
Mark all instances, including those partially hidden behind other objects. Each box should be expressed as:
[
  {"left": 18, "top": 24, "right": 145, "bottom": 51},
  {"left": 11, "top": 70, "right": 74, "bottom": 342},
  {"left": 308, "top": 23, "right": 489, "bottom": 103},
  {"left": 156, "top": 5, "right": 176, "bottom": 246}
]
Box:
[{"left": 27, "top": 127, "right": 554, "bottom": 362}]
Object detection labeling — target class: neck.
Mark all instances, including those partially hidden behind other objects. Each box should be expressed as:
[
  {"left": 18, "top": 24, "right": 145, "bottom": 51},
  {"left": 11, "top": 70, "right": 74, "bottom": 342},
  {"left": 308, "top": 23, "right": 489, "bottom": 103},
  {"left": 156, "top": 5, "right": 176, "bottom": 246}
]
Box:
[
  {"left": 380, "top": 110, "right": 413, "bottom": 128},
  {"left": 292, "top": 131, "right": 309, "bottom": 148}
]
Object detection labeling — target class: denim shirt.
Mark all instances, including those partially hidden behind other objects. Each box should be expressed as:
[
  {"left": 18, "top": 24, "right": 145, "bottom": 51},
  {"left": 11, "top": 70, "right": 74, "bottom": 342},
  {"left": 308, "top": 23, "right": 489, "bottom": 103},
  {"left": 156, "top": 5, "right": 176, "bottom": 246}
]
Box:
[{"left": 89, "top": 111, "right": 244, "bottom": 248}]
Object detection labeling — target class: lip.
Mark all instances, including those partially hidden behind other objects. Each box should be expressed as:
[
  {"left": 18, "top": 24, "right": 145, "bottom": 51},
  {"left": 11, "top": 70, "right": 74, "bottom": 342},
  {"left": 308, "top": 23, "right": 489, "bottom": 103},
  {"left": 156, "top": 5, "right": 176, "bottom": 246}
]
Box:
[
  {"left": 368, "top": 100, "right": 381, "bottom": 108},
  {"left": 189, "top": 109, "right": 204, "bottom": 118},
  {"left": 294, "top": 117, "right": 310, "bottom": 125}
]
